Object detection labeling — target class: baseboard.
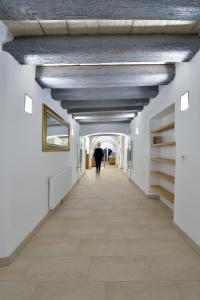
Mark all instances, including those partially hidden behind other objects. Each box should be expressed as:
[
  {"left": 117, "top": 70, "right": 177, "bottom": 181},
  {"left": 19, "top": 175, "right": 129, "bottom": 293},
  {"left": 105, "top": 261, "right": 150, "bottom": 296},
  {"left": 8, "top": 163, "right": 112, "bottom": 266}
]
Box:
[
  {"left": 173, "top": 222, "right": 200, "bottom": 256},
  {"left": 0, "top": 213, "right": 49, "bottom": 267},
  {"left": 0, "top": 172, "right": 85, "bottom": 267}
]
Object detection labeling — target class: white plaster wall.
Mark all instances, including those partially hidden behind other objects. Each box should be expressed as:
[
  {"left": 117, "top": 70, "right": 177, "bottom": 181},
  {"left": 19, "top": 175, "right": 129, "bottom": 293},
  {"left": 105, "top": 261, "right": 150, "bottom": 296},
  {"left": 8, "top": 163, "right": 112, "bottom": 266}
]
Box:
[
  {"left": 0, "top": 22, "right": 80, "bottom": 257},
  {"left": 130, "top": 50, "right": 200, "bottom": 246}
]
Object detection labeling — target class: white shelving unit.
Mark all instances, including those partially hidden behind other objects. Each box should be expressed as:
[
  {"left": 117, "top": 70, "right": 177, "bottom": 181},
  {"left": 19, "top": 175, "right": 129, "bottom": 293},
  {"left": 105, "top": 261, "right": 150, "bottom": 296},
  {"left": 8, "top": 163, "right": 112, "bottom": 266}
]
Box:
[{"left": 149, "top": 104, "right": 175, "bottom": 209}]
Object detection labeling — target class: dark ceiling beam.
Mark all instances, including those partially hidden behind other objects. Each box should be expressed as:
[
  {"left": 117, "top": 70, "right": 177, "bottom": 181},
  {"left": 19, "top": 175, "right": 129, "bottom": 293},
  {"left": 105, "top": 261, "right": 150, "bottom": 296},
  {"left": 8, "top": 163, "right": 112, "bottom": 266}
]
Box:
[
  {"left": 0, "top": 1, "right": 200, "bottom": 20},
  {"left": 61, "top": 99, "right": 149, "bottom": 109},
  {"left": 67, "top": 106, "right": 143, "bottom": 114},
  {"left": 77, "top": 119, "right": 132, "bottom": 125},
  {"left": 78, "top": 120, "right": 132, "bottom": 125},
  {"left": 36, "top": 65, "right": 175, "bottom": 89},
  {"left": 52, "top": 86, "right": 159, "bottom": 101},
  {"left": 72, "top": 111, "right": 137, "bottom": 119},
  {"left": 76, "top": 115, "right": 134, "bottom": 121},
  {"left": 3, "top": 35, "right": 199, "bottom": 65},
  {"left": 73, "top": 116, "right": 135, "bottom": 122},
  {"left": 73, "top": 112, "right": 136, "bottom": 117}
]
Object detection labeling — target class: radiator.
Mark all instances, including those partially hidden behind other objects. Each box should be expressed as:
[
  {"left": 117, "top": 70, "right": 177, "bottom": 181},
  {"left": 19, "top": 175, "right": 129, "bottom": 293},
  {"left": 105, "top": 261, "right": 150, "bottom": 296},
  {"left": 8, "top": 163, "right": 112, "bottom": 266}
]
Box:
[{"left": 48, "top": 167, "right": 72, "bottom": 210}]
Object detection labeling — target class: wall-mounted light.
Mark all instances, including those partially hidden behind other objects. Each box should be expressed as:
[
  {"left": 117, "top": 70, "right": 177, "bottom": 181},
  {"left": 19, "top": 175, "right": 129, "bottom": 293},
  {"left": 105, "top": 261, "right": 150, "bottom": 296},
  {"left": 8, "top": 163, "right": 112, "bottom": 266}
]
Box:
[
  {"left": 181, "top": 91, "right": 189, "bottom": 112},
  {"left": 136, "top": 127, "right": 139, "bottom": 135},
  {"left": 71, "top": 127, "right": 74, "bottom": 136},
  {"left": 24, "top": 94, "right": 32, "bottom": 115}
]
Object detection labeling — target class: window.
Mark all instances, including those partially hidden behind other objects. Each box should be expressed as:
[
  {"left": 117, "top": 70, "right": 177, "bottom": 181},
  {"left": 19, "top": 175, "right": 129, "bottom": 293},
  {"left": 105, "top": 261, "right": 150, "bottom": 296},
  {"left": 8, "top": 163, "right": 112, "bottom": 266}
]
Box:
[
  {"left": 181, "top": 91, "right": 189, "bottom": 112},
  {"left": 24, "top": 94, "right": 33, "bottom": 115}
]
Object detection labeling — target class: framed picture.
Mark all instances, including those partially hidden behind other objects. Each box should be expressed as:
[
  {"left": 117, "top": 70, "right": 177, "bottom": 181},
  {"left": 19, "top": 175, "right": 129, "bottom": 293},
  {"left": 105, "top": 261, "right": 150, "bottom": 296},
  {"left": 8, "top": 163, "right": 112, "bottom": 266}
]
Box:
[{"left": 42, "top": 104, "right": 70, "bottom": 152}]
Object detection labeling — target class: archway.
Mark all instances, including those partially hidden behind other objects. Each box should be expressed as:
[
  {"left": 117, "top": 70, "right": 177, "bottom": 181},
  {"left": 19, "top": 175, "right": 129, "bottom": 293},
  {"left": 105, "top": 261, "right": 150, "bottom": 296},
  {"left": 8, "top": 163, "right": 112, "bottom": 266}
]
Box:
[{"left": 81, "top": 132, "right": 129, "bottom": 173}]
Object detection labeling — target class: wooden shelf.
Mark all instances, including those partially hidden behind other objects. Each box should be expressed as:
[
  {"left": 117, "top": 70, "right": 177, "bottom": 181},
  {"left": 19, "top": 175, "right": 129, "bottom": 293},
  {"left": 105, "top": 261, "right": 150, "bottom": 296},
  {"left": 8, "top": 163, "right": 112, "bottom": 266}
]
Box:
[
  {"left": 151, "top": 171, "right": 175, "bottom": 183},
  {"left": 151, "top": 122, "right": 175, "bottom": 133},
  {"left": 151, "top": 185, "right": 174, "bottom": 203},
  {"left": 151, "top": 157, "right": 175, "bottom": 165},
  {"left": 152, "top": 141, "right": 176, "bottom": 147}
]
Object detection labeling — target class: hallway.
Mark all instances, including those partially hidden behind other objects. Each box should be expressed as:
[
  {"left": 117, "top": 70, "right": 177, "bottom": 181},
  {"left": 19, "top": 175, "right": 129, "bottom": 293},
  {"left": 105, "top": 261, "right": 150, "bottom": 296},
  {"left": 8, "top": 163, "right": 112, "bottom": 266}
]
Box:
[{"left": 0, "top": 167, "right": 200, "bottom": 299}]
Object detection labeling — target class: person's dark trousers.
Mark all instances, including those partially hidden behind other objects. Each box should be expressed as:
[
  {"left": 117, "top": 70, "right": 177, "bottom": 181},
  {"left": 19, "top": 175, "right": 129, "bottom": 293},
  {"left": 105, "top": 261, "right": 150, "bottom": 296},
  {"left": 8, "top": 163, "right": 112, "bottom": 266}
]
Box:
[{"left": 95, "top": 159, "right": 102, "bottom": 174}]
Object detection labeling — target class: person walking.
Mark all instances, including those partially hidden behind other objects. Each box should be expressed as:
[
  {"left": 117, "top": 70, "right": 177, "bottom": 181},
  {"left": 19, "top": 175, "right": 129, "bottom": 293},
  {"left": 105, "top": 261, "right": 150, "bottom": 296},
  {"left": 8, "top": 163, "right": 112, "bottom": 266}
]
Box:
[{"left": 93, "top": 143, "right": 104, "bottom": 175}]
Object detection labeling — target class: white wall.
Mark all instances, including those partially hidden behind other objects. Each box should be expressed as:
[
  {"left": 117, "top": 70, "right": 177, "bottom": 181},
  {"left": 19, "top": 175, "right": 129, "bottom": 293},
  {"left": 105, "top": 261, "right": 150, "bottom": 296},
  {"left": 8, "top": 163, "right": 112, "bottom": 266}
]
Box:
[
  {"left": 131, "top": 50, "right": 200, "bottom": 246},
  {"left": 0, "top": 22, "right": 80, "bottom": 258}
]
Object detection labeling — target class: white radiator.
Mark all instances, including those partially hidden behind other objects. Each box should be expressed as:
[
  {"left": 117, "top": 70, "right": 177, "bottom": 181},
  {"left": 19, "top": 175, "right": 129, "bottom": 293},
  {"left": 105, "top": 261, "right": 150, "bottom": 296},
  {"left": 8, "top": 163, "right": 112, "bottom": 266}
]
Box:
[{"left": 48, "top": 167, "right": 72, "bottom": 210}]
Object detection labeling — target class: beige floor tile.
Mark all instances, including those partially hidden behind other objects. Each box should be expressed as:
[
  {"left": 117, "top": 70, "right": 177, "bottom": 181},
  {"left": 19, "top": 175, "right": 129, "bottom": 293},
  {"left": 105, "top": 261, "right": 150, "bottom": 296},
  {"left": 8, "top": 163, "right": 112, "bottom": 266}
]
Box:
[
  {"left": 0, "top": 281, "right": 37, "bottom": 300},
  {"left": 99, "top": 216, "right": 136, "bottom": 226},
  {"left": 20, "top": 239, "right": 80, "bottom": 257},
  {"left": 31, "top": 282, "right": 105, "bottom": 300},
  {"left": 55, "top": 209, "right": 91, "bottom": 218},
  {"left": 89, "top": 256, "right": 151, "bottom": 281},
  {"left": 85, "top": 204, "right": 115, "bottom": 210},
  {"left": 106, "top": 281, "right": 182, "bottom": 300},
  {"left": 35, "top": 223, "right": 68, "bottom": 235},
  {"left": 1, "top": 167, "right": 199, "bottom": 299},
  {"left": 173, "top": 281, "right": 200, "bottom": 300},
  {"left": 127, "top": 238, "right": 194, "bottom": 256},
  {"left": 89, "top": 209, "right": 125, "bottom": 217},
  {"left": 0, "top": 256, "right": 90, "bottom": 281},
  {"left": 77, "top": 239, "right": 129, "bottom": 256},
  {"left": 67, "top": 224, "right": 108, "bottom": 238},
  {"left": 148, "top": 254, "right": 200, "bottom": 280},
  {"left": 135, "top": 218, "right": 173, "bottom": 229},
  {"left": 108, "top": 225, "right": 152, "bottom": 239},
  {"left": 33, "top": 230, "right": 68, "bottom": 241},
  {"left": 60, "top": 216, "right": 102, "bottom": 227},
  {"left": 151, "top": 227, "right": 186, "bottom": 240},
  {"left": 114, "top": 204, "right": 140, "bottom": 210}
]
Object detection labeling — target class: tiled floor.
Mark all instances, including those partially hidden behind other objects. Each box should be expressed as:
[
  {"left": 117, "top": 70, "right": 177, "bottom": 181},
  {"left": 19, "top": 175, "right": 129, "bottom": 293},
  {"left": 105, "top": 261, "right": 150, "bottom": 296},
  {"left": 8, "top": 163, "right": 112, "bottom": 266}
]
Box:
[{"left": 0, "top": 167, "right": 200, "bottom": 299}]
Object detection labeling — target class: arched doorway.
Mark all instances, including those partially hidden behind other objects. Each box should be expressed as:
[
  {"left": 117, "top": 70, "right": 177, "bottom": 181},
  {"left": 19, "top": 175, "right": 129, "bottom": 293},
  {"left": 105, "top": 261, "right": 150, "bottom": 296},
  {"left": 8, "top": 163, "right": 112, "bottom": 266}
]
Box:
[{"left": 81, "top": 132, "right": 130, "bottom": 174}]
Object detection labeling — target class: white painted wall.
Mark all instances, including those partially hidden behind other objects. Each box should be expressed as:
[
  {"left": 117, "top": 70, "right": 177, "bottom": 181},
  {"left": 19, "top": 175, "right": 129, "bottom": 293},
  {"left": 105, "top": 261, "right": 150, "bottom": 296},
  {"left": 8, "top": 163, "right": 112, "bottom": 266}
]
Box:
[
  {"left": 130, "top": 50, "right": 200, "bottom": 246},
  {"left": 0, "top": 22, "right": 80, "bottom": 258}
]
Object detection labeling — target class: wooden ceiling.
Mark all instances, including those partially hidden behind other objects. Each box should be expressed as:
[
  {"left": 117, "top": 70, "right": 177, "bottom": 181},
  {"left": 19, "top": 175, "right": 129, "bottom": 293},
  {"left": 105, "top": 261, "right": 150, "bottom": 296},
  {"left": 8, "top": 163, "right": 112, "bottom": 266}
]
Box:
[
  {"left": 3, "top": 18, "right": 200, "bottom": 124},
  {"left": 4, "top": 20, "right": 200, "bottom": 36}
]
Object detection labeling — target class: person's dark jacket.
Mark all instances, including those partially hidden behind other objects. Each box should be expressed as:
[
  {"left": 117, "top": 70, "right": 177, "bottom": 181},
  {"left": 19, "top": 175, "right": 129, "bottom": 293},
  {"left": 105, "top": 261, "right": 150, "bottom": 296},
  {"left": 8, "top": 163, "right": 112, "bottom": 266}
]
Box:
[{"left": 93, "top": 148, "right": 104, "bottom": 161}]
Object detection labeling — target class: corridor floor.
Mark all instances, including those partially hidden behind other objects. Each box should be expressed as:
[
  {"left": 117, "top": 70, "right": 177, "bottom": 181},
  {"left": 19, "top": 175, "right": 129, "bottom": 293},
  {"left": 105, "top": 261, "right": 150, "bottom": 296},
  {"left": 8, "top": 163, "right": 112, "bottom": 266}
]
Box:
[{"left": 1, "top": 167, "right": 200, "bottom": 299}]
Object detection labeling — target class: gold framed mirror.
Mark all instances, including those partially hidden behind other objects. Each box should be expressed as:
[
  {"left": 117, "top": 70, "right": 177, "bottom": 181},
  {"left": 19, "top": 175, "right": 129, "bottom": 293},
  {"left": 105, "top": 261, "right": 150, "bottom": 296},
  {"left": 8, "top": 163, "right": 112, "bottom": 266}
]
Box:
[{"left": 42, "top": 104, "right": 70, "bottom": 152}]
